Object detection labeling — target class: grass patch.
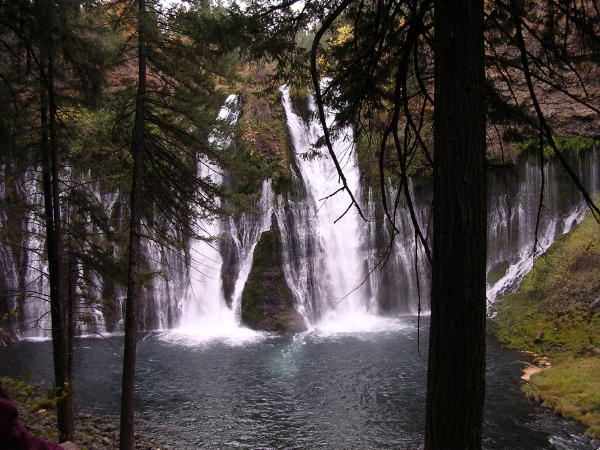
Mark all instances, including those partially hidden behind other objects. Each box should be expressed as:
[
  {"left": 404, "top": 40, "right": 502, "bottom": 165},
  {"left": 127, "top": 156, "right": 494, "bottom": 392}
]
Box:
[{"left": 524, "top": 357, "right": 600, "bottom": 439}]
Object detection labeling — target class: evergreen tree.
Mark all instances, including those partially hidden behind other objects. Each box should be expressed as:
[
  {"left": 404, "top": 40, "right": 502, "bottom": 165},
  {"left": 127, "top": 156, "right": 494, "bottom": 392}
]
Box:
[
  {"left": 0, "top": 0, "right": 108, "bottom": 440},
  {"left": 112, "top": 2, "right": 235, "bottom": 447},
  {"left": 119, "top": 0, "right": 147, "bottom": 446}
]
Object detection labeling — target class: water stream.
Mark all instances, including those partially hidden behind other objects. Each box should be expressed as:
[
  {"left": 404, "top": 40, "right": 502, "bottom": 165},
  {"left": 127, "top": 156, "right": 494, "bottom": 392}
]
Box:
[{"left": 164, "top": 95, "right": 272, "bottom": 345}]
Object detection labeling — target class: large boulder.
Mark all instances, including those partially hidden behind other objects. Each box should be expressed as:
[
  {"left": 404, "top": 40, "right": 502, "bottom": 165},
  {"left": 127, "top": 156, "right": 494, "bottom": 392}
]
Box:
[{"left": 241, "top": 214, "right": 306, "bottom": 332}]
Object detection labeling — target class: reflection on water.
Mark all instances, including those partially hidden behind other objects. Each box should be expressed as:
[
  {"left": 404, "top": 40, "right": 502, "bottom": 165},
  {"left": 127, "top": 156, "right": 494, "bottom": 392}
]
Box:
[{"left": 0, "top": 317, "right": 595, "bottom": 449}]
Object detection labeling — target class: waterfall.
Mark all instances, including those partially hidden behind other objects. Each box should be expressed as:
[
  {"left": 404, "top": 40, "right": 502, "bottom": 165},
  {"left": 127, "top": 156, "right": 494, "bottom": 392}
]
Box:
[
  {"left": 164, "top": 95, "right": 273, "bottom": 344},
  {"left": 167, "top": 182, "right": 273, "bottom": 344},
  {"left": 0, "top": 165, "right": 49, "bottom": 340},
  {"left": 1, "top": 85, "right": 598, "bottom": 341},
  {"left": 364, "top": 148, "right": 600, "bottom": 313},
  {"left": 362, "top": 146, "right": 600, "bottom": 312},
  {"left": 485, "top": 147, "right": 600, "bottom": 304},
  {"left": 278, "top": 85, "right": 402, "bottom": 332},
  {"left": 278, "top": 86, "right": 599, "bottom": 321},
  {"left": 370, "top": 180, "right": 432, "bottom": 314},
  {"left": 0, "top": 165, "right": 123, "bottom": 340}
]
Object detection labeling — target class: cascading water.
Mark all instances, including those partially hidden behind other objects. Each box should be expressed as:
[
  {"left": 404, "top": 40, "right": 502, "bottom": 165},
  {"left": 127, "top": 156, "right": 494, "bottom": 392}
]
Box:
[
  {"left": 360, "top": 148, "right": 600, "bottom": 313},
  {"left": 278, "top": 86, "right": 400, "bottom": 332},
  {"left": 0, "top": 165, "right": 126, "bottom": 340},
  {"left": 485, "top": 148, "right": 600, "bottom": 303},
  {"left": 164, "top": 95, "right": 273, "bottom": 344},
  {"left": 361, "top": 146, "right": 600, "bottom": 312},
  {"left": 0, "top": 165, "right": 49, "bottom": 341},
  {"left": 362, "top": 179, "right": 432, "bottom": 314},
  {"left": 171, "top": 95, "right": 238, "bottom": 338},
  {"left": 278, "top": 85, "right": 599, "bottom": 322},
  {"left": 1, "top": 85, "right": 598, "bottom": 341}
]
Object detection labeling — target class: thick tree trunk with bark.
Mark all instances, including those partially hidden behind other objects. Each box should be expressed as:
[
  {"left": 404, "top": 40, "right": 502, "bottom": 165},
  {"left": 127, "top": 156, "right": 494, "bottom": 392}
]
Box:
[
  {"left": 119, "top": 0, "right": 147, "bottom": 448},
  {"left": 425, "top": 0, "right": 487, "bottom": 448}
]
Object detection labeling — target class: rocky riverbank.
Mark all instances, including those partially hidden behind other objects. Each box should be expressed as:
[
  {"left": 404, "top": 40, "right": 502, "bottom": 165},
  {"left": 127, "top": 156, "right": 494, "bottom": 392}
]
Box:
[{"left": 2, "top": 377, "right": 166, "bottom": 450}]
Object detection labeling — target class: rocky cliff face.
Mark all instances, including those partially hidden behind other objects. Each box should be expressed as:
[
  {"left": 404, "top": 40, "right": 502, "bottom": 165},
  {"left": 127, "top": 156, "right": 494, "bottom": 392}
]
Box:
[{"left": 241, "top": 214, "right": 306, "bottom": 332}]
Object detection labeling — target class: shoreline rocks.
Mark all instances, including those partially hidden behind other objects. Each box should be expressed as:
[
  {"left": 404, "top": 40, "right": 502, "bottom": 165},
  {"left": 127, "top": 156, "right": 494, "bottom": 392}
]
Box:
[
  {"left": 519, "top": 351, "right": 552, "bottom": 382},
  {"left": 2, "top": 377, "right": 161, "bottom": 449}
]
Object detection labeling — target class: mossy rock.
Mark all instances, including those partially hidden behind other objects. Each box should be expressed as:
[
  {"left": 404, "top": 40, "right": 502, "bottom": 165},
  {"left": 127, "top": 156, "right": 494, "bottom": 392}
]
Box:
[
  {"left": 487, "top": 260, "right": 510, "bottom": 285},
  {"left": 289, "top": 85, "right": 311, "bottom": 123},
  {"left": 241, "top": 214, "right": 306, "bottom": 332}
]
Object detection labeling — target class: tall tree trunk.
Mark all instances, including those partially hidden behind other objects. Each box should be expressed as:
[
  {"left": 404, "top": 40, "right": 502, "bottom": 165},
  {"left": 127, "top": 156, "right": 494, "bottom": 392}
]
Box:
[
  {"left": 119, "top": 0, "right": 147, "bottom": 448},
  {"left": 425, "top": 0, "right": 487, "bottom": 448},
  {"left": 66, "top": 223, "right": 77, "bottom": 393},
  {"left": 49, "top": 47, "right": 75, "bottom": 442},
  {"left": 40, "top": 48, "right": 74, "bottom": 441}
]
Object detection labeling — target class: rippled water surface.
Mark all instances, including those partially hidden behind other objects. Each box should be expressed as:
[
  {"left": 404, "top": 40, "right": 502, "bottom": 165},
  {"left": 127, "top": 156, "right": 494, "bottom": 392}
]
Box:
[{"left": 1, "top": 317, "right": 596, "bottom": 449}]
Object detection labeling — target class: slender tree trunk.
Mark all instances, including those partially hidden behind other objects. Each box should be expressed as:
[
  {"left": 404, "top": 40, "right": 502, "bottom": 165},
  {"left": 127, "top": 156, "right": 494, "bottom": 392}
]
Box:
[
  {"left": 49, "top": 49, "right": 75, "bottom": 442},
  {"left": 36, "top": 0, "right": 75, "bottom": 434},
  {"left": 425, "top": 0, "right": 487, "bottom": 448},
  {"left": 119, "top": 0, "right": 147, "bottom": 448},
  {"left": 40, "top": 50, "right": 74, "bottom": 441},
  {"left": 66, "top": 225, "right": 77, "bottom": 390}
]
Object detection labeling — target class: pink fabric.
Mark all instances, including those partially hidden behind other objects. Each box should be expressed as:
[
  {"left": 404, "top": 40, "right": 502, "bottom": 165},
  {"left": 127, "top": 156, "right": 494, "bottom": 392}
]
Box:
[{"left": 0, "top": 384, "right": 63, "bottom": 450}]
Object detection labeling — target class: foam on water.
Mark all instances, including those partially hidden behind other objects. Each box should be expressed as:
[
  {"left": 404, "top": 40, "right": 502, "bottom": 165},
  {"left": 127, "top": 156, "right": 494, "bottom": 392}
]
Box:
[
  {"left": 159, "top": 325, "right": 269, "bottom": 348},
  {"left": 311, "top": 314, "right": 412, "bottom": 337}
]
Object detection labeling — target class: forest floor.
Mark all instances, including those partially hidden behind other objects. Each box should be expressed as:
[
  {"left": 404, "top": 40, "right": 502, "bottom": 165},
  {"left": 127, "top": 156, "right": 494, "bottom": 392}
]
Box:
[
  {"left": 2, "top": 377, "right": 167, "bottom": 450},
  {"left": 492, "top": 211, "right": 600, "bottom": 439}
]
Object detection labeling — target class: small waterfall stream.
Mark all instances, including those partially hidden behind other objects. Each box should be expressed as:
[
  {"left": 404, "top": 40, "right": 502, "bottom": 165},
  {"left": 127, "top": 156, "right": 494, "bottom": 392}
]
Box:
[
  {"left": 172, "top": 95, "right": 238, "bottom": 338},
  {"left": 0, "top": 165, "right": 49, "bottom": 340},
  {"left": 486, "top": 148, "right": 600, "bottom": 304},
  {"left": 366, "top": 180, "right": 432, "bottom": 314}
]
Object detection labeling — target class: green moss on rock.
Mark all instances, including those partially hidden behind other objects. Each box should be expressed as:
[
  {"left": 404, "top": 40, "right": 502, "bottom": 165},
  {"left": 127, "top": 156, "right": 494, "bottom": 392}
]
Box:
[
  {"left": 487, "top": 260, "right": 510, "bottom": 285},
  {"left": 237, "top": 82, "right": 293, "bottom": 195},
  {"left": 241, "top": 215, "right": 306, "bottom": 332},
  {"left": 516, "top": 136, "right": 600, "bottom": 160},
  {"left": 289, "top": 85, "right": 311, "bottom": 123}
]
